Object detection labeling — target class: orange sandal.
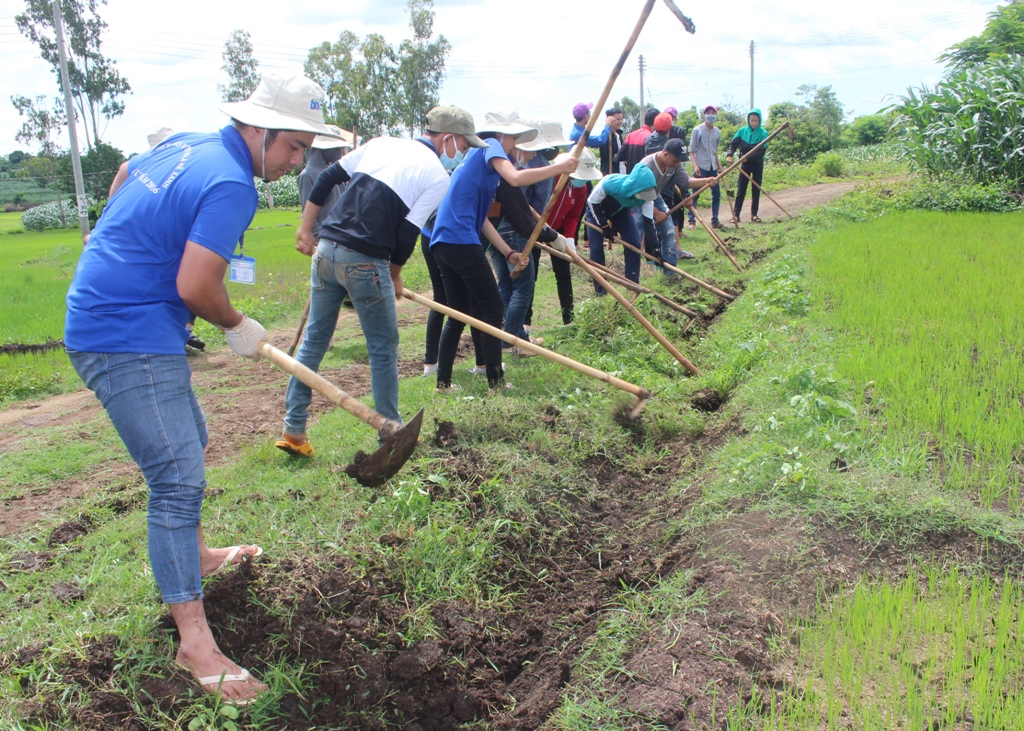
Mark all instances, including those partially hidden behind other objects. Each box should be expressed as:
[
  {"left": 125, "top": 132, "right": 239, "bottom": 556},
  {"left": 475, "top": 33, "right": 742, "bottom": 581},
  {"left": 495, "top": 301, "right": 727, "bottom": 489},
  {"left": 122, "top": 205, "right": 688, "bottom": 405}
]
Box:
[{"left": 275, "top": 434, "right": 315, "bottom": 457}]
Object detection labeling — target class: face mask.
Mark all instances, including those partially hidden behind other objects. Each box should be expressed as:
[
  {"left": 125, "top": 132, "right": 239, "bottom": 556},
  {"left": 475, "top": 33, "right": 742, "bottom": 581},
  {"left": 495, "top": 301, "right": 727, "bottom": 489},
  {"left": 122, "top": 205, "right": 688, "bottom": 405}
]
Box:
[
  {"left": 705, "top": 114, "right": 718, "bottom": 123},
  {"left": 440, "top": 135, "right": 465, "bottom": 171},
  {"left": 570, "top": 178, "right": 587, "bottom": 188}
]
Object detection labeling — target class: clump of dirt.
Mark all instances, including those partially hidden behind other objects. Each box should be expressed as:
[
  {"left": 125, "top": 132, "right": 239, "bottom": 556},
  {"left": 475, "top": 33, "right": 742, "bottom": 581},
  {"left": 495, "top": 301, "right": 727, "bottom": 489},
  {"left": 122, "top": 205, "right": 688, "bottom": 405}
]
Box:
[
  {"left": 7, "top": 551, "right": 53, "bottom": 572},
  {"left": 0, "top": 339, "right": 64, "bottom": 355},
  {"left": 432, "top": 420, "right": 459, "bottom": 447},
  {"left": 48, "top": 517, "right": 92, "bottom": 546},
  {"left": 53, "top": 582, "right": 85, "bottom": 603},
  {"left": 690, "top": 387, "right": 726, "bottom": 413}
]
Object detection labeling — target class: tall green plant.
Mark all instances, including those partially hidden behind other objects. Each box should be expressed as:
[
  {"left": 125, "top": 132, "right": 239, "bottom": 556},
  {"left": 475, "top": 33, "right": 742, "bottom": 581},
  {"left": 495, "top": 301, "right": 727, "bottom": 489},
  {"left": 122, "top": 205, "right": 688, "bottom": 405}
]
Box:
[{"left": 891, "top": 55, "right": 1024, "bottom": 192}]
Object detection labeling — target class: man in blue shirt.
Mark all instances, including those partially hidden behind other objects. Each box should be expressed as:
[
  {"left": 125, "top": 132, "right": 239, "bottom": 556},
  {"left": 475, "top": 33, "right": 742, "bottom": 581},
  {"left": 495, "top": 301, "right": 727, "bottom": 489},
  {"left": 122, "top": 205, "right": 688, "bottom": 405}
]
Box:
[
  {"left": 569, "top": 102, "right": 613, "bottom": 149},
  {"left": 64, "top": 74, "right": 339, "bottom": 706}
]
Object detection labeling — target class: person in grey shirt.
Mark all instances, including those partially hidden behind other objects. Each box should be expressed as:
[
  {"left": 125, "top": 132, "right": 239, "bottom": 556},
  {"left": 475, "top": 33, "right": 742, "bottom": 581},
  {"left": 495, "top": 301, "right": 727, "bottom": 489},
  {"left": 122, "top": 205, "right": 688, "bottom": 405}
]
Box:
[
  {"left": 297, "top": 125, "right": 352, "bottom": 239},
  {"left": 688, "top": 105, "right": 724, "bottom": 230}
]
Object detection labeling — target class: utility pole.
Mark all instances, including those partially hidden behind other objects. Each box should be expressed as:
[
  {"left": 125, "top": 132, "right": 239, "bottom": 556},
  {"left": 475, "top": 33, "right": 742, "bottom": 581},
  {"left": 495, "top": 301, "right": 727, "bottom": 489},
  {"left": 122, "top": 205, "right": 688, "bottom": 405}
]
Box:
[
  {"left": 639, "top": 55, "right": 646, "bottom": 112},
  {"left": 749, "top": 40, "right": 755, "bottom": 111},
  {"left": 52, "top": 0, "right": 90, "bottom": 239}
]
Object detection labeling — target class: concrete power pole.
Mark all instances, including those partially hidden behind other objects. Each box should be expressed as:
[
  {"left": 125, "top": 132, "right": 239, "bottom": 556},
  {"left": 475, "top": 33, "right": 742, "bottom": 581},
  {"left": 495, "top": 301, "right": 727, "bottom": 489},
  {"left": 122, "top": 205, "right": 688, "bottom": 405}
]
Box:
[
  {"left": 52, "top": 0, "right": 90, "bottom": 239},
  {"left": 749, "top": 40, "right": 755, "bottom": 111},
  {"left": 639, "top": 55, "right": 646, "bottom": 112}
]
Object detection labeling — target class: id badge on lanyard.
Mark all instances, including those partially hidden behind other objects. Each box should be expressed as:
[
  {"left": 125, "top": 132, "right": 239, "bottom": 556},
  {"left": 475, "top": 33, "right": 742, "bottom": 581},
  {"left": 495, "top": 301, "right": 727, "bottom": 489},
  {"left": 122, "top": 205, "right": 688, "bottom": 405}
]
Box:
[{"left": 229, "top": 234, "right": 256, "bottom": 285}]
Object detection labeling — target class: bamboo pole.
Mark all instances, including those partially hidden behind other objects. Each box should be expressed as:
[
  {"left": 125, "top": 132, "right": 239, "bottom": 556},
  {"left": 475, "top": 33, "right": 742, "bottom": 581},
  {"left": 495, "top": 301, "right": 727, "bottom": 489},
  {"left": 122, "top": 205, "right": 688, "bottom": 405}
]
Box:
[
  {"left": 583, "top": 220, "right": 736, "bottom": 301},
  {"left": 512, "top": 0, "right": 660, "bottom": 278},
  {"left": 668, "top": 121, "right": 791, "bottom": 216},
  {"left": 691, "top": 208, "right": 743, "bottom": 271},
  {"left": 535, "top": 242, "right": 697, "bottom": 318},
  {"left": 402, "top": 291, "right": 651, "bottom": 406},
  {"left": 287, "top": 295, "right": 311, "bottom": 356},
  {"left": 735, "top": 167, "right": 794, "bottom": 218}
]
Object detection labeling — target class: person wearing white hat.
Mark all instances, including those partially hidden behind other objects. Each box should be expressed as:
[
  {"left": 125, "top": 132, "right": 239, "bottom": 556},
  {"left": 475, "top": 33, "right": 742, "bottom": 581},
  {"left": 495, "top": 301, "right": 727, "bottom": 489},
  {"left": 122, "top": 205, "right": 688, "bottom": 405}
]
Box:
[
  {"left": 279, "top": 106, "right": 482, "bottom": 454},
  {"left": 297, "top": 125, "right": 353, "bottom": 241},
  {"left": 64, "top": 73, "right": 339, "bottom": 706},
  {"left": 430, "top": 120, "right": 576, "bottom": 390}
]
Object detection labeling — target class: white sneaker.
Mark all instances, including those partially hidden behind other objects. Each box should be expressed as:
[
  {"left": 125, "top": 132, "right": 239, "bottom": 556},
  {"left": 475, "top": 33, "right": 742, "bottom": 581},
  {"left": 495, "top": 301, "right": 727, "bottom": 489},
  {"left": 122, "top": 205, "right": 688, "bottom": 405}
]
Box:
[
  {"left": 467, "top": 363, "right": 505, "bottom": 375},
  {"left": 423, "top": 363, "right": 438, "bottom": 377}
]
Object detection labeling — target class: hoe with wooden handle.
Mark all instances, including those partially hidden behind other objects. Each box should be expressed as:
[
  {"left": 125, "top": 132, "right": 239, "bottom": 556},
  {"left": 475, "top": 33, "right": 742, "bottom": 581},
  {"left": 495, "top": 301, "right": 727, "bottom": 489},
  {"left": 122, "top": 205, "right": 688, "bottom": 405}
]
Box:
[{"left": 257, "top": 341, "right": 422, "bottom": 487}]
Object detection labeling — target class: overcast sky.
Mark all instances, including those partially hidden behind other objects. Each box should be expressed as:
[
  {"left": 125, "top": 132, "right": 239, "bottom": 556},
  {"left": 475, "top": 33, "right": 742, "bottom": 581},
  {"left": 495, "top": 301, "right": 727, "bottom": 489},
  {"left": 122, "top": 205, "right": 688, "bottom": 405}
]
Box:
[{"left": 0, "top": 0, "right": 1003, "bottom": 157}]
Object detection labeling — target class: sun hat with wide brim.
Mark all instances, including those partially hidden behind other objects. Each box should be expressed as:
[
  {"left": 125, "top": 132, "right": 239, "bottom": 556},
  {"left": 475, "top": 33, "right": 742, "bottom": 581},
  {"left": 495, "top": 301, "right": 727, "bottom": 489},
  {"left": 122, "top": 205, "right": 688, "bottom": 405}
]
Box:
[
  {"left": 477, "top": 121, "right": 539, "bottom": 145},
  {"left": 218, "top": 74, "right": 340, "bottom": 137},
  {"left": 556, "top": 149, "right": 602, "bottom": 181},
  {"left": 517, "top": 119, "right": 573, "bottom": 151},
  {"left": 312, "top": 125, "right": 354, "bottom": 150},
  {"left": 147, "top": 127, "right": 175, "bottom": 149}
]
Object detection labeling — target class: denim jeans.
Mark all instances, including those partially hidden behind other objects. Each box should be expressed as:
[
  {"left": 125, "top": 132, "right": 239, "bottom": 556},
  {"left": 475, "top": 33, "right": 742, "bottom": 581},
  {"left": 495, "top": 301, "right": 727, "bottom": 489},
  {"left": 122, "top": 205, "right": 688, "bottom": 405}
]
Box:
[
  {"left": 285, "top": 240, "right": 401, "bottom": 434},
  {"left": 688, "top": 166, "right": 721, "bottom": 225},
  {"left": 68, "top": 350, "right": 207, "bottom": 605},
  {"left": 653, "top": 196, "right": 678, "bottom": 270},
  {"left": 486, "top": 229, "right": 535, "bottom": 345},
  {"left": 585, "top": 209, "right": 642, "bottom": 294}
]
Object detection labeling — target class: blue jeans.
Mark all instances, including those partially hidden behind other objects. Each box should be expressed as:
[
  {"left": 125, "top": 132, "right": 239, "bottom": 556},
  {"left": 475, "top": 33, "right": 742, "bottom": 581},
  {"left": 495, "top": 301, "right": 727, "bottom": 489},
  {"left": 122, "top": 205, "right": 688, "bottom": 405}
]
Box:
[
  {"left": 653, "top": 196, "right": 678, "bottom": 270},
  {"left": 688, "top": 166, "right": 720, "bottom": 225},
  {"left": 285, "top": 240, "right": 401, "bottom": 434},
  {"left": 586, "top": 209, "right": 642, "bottom": 294},
  {"left": 486, "top": 229, "right": 535, "bottom": 345},
  {"left": 68, "top": 350, "right": 207, "bottom": 605}
]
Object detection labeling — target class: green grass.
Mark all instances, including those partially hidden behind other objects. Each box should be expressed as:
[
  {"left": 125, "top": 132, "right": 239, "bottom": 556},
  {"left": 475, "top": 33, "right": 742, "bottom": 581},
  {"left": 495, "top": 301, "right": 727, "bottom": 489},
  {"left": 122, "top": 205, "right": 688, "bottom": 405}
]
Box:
[
  {"left": 0, "top": 211, "right": 26, "bottom": 233},
  {"left": 0, "top": 177, "right": 61, "bottom": 207},
  {"left": 748, "top": 566, "right": 1024, "bottom": 729},
  {"left": 810, "top": 210, "right": 1024, "bottom": 505}
]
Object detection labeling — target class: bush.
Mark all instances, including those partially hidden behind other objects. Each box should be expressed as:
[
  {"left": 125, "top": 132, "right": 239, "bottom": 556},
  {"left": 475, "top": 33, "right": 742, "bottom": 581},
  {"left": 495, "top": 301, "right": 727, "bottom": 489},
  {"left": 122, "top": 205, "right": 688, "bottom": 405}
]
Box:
[
  {"left": 893, "top": 178, "right": 1021, "bottom": 212},
  {"left": 814, "top": 152, "right": 846, "bottom": 178},
  {"left": 256, "top": 175, "right": 300, "bottom": 209},
  {"left": 21, "top": 199, "right": 84, "bottom": 231}
]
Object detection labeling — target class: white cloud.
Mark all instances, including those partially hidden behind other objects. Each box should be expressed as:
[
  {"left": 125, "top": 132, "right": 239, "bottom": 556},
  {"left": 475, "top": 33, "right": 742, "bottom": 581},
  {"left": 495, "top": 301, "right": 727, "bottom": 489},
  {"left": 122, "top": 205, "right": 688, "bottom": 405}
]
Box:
[{"left": 0, "top": 0, "right": 1000, "bottom": 155}]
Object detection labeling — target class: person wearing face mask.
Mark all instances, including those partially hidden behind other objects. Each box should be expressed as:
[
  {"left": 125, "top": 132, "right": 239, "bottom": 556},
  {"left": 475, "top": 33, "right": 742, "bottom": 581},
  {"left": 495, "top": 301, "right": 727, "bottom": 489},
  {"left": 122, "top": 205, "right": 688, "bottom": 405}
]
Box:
[
  {"left": 282, "top": 106, "right": 480, "bottom": 454},
  {"left": 430, "top": 120, "right": 577, "bottom": 391},
  {"left": 585, "top": 162, "right": 660, "bottom": 293},
  {"left": 688, "top": 104, "right": 724, "bottom": 230},
  {"left": 725, "top": 108, "right": 769, "bottom": 223},
  {"left": 539, "top": 149, "right": 602, "bottom": 323}
]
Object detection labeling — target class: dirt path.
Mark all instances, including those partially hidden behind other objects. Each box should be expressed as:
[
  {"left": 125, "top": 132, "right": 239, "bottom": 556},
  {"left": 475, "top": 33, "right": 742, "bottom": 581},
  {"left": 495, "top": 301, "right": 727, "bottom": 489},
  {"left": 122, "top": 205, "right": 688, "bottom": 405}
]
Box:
[
  {"left": 692, "top": 178, "right": 862, "bottom": 225},
  {"left": 0, "top": 180, "right": 860, "bottom": 538}
]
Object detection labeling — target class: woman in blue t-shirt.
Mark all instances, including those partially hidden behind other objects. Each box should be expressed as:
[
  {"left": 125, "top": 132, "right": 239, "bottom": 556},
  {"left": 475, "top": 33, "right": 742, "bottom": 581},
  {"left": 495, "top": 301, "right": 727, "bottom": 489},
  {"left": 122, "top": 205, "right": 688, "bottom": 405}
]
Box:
[{"left": 429, "top": 122, "right": 576, "bottom": 389}]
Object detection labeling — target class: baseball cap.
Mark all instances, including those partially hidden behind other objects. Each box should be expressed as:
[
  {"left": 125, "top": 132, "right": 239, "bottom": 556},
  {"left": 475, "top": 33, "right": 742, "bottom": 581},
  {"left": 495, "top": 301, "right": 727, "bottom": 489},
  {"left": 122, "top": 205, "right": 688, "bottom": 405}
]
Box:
[
  {"left": 219, "top": 74, "right": 339, "bottom": 137},
  {"left": 663, "top": 138, "right": 687, "bottom": 162},
  {"left": 704, "top": 104, "right": 718, "bottom": 114},
  {"left": 653, "top": 112, "right": 673, "bottom": 133},
  {"left": 425, "top": 106, "right": 487, "bottom": 148},
  {"left": 572, "top": 102, "right": 594, "bottom": 120},
  {"left": 664, "top": 106, "right": 678, "bottom": 118}
]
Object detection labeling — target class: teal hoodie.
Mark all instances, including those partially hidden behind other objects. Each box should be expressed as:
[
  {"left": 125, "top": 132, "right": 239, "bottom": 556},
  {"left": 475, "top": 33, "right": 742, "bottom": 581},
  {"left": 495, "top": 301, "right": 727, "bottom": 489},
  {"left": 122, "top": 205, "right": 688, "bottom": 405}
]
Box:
[
  {"left": 734, "top": 108, "right": 768, "bottom": 146},
  {"left": 601, "top": 164, "right": 657, "bottom": 211}
]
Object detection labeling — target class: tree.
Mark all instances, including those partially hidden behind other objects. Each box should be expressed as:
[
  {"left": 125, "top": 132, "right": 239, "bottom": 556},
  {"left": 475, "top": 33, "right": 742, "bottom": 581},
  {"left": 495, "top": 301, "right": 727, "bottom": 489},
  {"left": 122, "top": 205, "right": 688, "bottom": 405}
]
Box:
[
  {"left": 80, "top": 141, "right": 124, "bottom": 200},
  {"left": 843, "top": 113, "right": 894, "bottom": 146},
  {"left": 11, "top": 94, "right": 66, "bottom": 156},
  {"left": 16, "top": 0, "right": 130, "bottom": 150},
  {"left": 8, "top": 150, "right": 32, "bottom": 166},
  {"left": 396, "top": 0, "right": 450, "bottom": 136},
  {"left": 219, "top": 29, "right": 260, "bottom": 103},
  {"left": 305, "top": 30, "right": 361, "bottom": 129},
  {"left": 767, "top": 85, "right": 847, "bottom": 163},
  {"left": 941, "top": 0, "right": 1024, "bottom": 71}
]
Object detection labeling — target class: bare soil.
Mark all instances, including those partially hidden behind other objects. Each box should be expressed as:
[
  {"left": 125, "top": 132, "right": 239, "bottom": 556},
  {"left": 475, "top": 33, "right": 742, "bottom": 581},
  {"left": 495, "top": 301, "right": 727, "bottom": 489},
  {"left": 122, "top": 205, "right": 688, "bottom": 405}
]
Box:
[{"left": 15, "top": 179, "right": 1003, "bottom": 730}]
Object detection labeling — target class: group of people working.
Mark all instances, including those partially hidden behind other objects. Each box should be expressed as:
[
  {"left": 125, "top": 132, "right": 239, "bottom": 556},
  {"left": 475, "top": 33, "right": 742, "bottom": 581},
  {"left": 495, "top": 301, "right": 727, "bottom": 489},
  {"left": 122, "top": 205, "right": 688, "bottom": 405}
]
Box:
[{"left": 61, "top": 71, "right": 771, "bottom": 705}]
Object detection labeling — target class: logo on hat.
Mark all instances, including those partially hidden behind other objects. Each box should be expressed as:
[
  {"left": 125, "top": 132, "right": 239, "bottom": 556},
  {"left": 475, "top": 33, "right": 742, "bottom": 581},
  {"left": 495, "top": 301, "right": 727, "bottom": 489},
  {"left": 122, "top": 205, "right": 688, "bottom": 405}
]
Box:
[{"left": 310, "top": 100, "right": 321, "bottom": 111}]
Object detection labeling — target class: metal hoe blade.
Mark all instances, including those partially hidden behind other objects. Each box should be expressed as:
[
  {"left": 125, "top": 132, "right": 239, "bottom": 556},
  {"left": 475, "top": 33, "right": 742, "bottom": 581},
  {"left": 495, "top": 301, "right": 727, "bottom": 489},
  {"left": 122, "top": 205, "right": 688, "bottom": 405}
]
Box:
[{"left": 344, "top": 409, "right": 424, "bottom": 487}]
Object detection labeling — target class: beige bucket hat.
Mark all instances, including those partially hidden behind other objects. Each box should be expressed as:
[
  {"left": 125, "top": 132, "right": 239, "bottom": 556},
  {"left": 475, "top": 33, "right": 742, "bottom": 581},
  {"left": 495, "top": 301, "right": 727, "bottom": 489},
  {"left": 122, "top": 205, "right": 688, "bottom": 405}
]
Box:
[
  {"left": 556, "top": 149, "right": 602, "bottom": 181},
  {"left": 480, "top": 110, "right": 538, "bottom": 144},
  {"left": 147, "top": 127, "right": 175, "bottom": 149},
  {"left": 218, "top": 74, "right": 339, "bottom": 137},
  {"left": 312, "top": 125, "right": 354, "bottom": 150},
  {"left": 518, "top": 119, "right": 573, "bottom": 151}
]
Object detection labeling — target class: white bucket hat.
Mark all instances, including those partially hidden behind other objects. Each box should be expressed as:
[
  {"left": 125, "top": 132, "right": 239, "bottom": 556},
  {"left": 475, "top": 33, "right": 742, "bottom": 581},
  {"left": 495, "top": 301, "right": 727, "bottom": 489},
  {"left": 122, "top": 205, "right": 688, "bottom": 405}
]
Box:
[
  {"left": 556, "top": 149, "right": 602, "bottom": 181},
  {"left": 147, "top": 127, "right": 175, "bottom": 149},
  {"left": 479, "top": 111, "right": 538, "bottom": 145},
  {"left": 518, "top": 119, "right": 572, "bottom": 151},
  {"left": 312, "top": 125, "right": 354, "bottom": 150},
  {"left": 218, "top": 74, "right": 339, "bottom": 137}
]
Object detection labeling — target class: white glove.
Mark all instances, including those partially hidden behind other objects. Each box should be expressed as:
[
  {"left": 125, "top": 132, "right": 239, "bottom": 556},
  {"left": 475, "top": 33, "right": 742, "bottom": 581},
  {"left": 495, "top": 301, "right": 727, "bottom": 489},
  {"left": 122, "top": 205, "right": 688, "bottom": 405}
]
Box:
[
  {"left": 224, "top": 315, "right": 267, "bottom": 361},
  {"left": 550, "top": 234, "right": 568, "bottom": 253},
  {"left": 565, "top": 238, "right": 577, "bottom": 254}
]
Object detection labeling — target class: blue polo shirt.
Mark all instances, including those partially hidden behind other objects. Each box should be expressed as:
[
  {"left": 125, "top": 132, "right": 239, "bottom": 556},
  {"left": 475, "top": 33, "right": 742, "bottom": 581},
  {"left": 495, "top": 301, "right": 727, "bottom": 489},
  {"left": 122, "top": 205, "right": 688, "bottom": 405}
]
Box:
[
  {"left": 430, "top": 138, "right": 507, "bottom": 246},
  {"left": 65, "top": 126, "right": 257, "bottom": 354}
]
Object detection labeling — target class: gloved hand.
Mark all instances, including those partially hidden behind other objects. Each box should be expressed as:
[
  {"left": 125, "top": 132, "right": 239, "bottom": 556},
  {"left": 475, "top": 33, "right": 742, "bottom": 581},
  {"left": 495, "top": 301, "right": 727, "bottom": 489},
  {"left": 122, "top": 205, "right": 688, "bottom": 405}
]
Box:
[
  {"left": 550, "top": 234, "right": 568, "bottom": 253},
  {"left": 224, "top": 315, "right": 267, "bottom": 361}
]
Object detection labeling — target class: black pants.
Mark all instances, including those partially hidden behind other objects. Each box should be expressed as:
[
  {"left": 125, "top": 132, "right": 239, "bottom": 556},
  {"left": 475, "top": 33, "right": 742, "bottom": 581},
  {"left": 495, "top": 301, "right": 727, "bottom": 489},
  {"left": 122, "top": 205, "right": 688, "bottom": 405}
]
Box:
[
  {"left": 433, "top": 242, "right": 505, "bottom": 387},
  {"left": 525, "top": 247, "right": 574, "bottom": 326},
  {"left": 422, "top": 236, "right": 483, "bottom": 366},
  {"left": 734, "top": 157, "right": 764, "bottom": 218}
]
